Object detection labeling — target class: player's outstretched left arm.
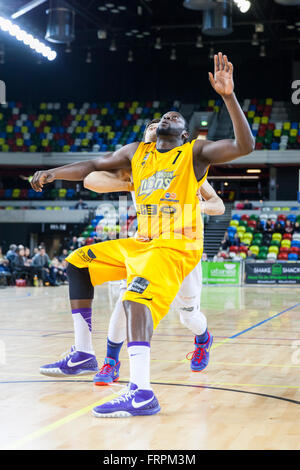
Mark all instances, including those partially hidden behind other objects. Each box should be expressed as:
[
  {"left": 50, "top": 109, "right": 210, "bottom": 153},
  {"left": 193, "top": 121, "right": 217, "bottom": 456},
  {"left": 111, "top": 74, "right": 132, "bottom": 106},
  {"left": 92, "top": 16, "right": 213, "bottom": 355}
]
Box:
[
  {"left": 195, "top": 52, "right": 255, "bottom": 165},
  {"left": 198, "top": 180, "right": 225, "bottom": 215}
]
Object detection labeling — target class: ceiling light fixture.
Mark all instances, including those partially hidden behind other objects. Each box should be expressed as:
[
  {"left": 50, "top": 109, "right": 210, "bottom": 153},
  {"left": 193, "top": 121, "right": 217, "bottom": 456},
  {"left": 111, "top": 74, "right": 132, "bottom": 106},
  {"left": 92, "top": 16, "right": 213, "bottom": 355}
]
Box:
[{"left": 0, "top": 15, "right": 57, "bottom": 61}]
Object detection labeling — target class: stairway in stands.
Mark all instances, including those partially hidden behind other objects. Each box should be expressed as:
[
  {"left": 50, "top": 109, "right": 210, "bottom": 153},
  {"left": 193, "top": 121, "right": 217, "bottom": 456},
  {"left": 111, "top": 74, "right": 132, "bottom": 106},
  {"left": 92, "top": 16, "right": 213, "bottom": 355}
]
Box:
[{"left": 203, "top": 202, "right": 233, "bottom": 259}]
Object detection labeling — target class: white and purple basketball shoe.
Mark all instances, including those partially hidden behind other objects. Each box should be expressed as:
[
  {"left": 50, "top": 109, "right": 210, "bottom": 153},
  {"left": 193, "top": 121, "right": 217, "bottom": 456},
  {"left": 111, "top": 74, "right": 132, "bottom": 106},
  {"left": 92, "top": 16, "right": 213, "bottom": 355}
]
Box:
[
  {"left": 40, "top": 346, "right": 98, "bottom": 377},
  {"left": 92, "top": 384, "right": 161, "bottom": 418}
]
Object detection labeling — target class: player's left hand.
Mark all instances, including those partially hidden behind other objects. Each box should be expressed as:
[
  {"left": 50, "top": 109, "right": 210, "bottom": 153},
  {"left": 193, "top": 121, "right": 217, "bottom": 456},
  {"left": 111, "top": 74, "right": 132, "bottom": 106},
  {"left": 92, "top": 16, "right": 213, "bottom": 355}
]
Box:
[{"left": 208, "top": 52, "right": 234, "bottom": 97}]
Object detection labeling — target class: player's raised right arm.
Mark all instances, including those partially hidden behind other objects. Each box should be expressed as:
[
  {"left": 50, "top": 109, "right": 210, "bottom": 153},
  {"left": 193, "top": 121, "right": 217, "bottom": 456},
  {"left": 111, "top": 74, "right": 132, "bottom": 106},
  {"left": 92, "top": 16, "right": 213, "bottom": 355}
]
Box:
[{"left": 30, "top": 142, "right": 138, "bottom": 192}]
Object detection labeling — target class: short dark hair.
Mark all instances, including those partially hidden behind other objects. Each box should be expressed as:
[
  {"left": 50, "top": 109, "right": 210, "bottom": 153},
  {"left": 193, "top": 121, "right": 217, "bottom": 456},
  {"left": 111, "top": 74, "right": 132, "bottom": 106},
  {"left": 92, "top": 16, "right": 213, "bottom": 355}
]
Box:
[{"left": 142, "top": 118, "right": 160, "bottom": 141}]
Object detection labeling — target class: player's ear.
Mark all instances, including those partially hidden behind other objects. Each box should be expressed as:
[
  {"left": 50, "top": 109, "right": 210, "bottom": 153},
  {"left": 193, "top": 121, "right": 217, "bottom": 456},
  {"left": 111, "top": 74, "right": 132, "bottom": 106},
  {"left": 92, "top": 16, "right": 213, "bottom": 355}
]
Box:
[{"left": 182, "top": 130, "right": 189, "bottom": 142}]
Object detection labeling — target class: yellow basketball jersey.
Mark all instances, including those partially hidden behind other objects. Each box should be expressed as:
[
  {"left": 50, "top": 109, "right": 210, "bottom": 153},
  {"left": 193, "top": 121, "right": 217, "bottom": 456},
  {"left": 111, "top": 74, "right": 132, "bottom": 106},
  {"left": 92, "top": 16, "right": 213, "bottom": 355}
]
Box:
[{"left": 131, "top": 140, "right": 208, "bottom": 250}]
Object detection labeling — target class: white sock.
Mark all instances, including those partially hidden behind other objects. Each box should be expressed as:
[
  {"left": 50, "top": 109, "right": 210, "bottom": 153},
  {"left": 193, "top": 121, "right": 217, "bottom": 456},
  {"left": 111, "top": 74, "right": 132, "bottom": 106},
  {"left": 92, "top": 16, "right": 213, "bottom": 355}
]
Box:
[
  {"left": 127, "top": 342, "right": 152, "bottom": 391},
  {"left": 107, "top": 291, "right": 127, "bottom": 344},
  {"left": 72, "top": 311, "right": 94, "bottom": 354},
  {"left": 179, "top": 307, "right": 207, "bottom": 335}
]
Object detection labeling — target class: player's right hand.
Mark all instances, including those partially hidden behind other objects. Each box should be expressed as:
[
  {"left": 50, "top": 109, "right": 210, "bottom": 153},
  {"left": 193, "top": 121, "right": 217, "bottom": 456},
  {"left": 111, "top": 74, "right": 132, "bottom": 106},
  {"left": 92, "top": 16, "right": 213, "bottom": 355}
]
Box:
[{"left": 30, "top": 170, "right": 56, "bottom": 192}]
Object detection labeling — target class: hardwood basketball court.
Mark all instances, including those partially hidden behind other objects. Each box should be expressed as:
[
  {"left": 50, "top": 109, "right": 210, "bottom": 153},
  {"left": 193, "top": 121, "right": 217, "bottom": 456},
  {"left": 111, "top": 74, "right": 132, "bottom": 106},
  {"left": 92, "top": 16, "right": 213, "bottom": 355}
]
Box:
[{"left": 0, "top": 284, "right": 299, "bottom": 450}]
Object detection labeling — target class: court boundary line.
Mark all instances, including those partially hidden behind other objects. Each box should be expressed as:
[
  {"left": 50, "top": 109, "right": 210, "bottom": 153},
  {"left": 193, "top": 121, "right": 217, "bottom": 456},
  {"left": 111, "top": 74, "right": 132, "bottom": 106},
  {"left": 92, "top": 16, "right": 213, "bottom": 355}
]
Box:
[{"left": 4, "top": 300, "right": 300, "bottom": 449}]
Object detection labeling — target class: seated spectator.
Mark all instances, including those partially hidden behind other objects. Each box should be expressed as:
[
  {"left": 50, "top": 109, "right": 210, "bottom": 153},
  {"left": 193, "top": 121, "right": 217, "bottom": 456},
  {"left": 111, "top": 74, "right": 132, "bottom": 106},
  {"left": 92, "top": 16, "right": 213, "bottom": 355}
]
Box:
[
  {"left": 285, "top": 220, "right": 294, "bottom": 234},
  {"left": 11, "top": 247, "right": 30, "bottom": 284},
  {"left": 74, "top": 199, "right": 88, "bottom": 210},
  {"left": 32, "top": 246, "right": 55, "bottom": 286},
  {"left": 24, "top": 247, "right": 32, "bottom": 266},
  {"left": 231, "top": 233, "right": 241, "bottom": 247},
  {"left": 247, "top": 249, "right": 257, "bottom": 260},
  {"left": 274, "top": 221, "right": 284, "bottom": 234},
  {"left": 294, "top": 222, "right": 300, "bottom": 234},
  {"left": 202, "top": 252, "right": 208, "bottom": 261},
  {"left": 58, "top": 248, "right": 69, "bottom": 262},
  {"left": 49, "top": 257, "right": 67, "bottom": 285},
  {"left": 68, "top": 236, "right": 80, "bottom": 251},
  {"left": 6, "top": 244, "right": 18, "bottom": 267},
  {"left": 220, "top": 231, "right": 230, "bottom": 250},
  {"left": 213, "top": 250, "right": 228, "bottom": 262},
  {"left": 243, "top": 199, "right": 253, "bottom": 210},
  {"left": 0, "top": 246, "right": 11, "bottom": 286},
  {"left": 264, "top": 219, "right": 274, "bottom": 233},
  {"left": 0, "top": 246, "right": 9, "bottom": 269}
]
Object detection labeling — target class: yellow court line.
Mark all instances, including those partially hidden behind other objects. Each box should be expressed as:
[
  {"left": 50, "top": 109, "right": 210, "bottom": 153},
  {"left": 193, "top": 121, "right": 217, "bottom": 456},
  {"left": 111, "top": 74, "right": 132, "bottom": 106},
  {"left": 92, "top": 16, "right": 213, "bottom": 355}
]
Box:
[{"left": 5, "top": 391, "right": 119, "bottom": 450}]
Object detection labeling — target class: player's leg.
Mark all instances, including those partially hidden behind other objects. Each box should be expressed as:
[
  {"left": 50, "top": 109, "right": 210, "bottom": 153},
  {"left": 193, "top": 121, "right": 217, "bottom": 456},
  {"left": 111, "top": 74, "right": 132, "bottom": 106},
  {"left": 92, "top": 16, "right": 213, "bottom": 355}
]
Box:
[
  {"left": 40, "top": 239, "right": 127, "bottom": 377},
  {"left": 92, "top": 243, "right": 201, "bottom": 418},
  {"left": 93, "top": 280, "right": 127, "bottom": 386},
  {"left": 175, "top": 262, "right": 213, "bottom": 371}
]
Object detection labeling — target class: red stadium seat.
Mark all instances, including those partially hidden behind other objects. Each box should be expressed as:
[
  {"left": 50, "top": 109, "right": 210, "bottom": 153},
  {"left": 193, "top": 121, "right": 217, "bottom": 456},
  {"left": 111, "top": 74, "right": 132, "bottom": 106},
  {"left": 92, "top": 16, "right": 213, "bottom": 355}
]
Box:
[
  {"left": 283, "top": 233, "right": 292, "bottom": 240},
  {"left": 229, "top": 246, "right": 239, "bottom": 253},
  {"left": 241, "top": 214, "right": 250, "bottom": 221},
  {"left": 278, "top": 252, "right": 288, "bottom": 260}
]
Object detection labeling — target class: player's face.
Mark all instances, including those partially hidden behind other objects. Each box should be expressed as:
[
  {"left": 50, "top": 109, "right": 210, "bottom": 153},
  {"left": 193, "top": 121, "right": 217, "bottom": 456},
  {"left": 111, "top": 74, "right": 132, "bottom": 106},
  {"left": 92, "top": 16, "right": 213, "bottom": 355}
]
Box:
[
  {"left": 157, "top": 112, "right": 188, "bottom": 141},
  {"left": 144, "top": 122, "right": 159, "bottom": 142}
]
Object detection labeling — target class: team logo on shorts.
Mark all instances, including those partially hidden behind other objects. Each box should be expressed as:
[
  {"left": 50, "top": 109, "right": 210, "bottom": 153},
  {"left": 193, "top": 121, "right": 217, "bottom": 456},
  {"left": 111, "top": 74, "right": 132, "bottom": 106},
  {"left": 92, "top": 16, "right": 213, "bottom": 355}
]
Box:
[{"left": 127, "top": 277, "right": 150, "bottom": 294}]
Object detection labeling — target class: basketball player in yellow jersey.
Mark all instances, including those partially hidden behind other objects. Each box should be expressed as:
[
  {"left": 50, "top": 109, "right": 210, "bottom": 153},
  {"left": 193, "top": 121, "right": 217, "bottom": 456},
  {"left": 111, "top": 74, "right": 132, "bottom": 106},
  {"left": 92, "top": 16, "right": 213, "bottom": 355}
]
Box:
[
  {"left": 82, "top": 119, "right": 225, "bottom": 386},
  {"left": 31, "top": 53, "right": 255, "bottom": 417}
]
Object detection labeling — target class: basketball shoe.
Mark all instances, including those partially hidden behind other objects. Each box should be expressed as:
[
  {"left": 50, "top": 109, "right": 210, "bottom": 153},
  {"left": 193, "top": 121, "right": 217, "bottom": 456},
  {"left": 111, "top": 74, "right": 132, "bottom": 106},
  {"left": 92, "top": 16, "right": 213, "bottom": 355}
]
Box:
[
  {"left": 92, "top": 384, "right": 161, "bottom": 418},
  {"left": 186, "top": 331, "right": 213, "bottom": 371},
  {"left": 40, "top": 346, "right": 98, "bottom": 376},
  {"left": 93, "top": 357, "right": 120, "bottom": 386}
]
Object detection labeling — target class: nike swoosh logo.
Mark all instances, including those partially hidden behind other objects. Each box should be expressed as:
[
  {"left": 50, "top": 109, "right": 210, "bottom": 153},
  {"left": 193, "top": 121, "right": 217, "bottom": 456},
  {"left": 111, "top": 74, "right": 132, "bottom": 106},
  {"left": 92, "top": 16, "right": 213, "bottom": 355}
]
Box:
[
  {"left": 138, "top": 297, "right": 153, "bottom": 301},
  {"left": 67, "top": 358, "right": 91, "bottom": 367},
  {"left": 132, "top": 396, "right": 154, "bottom": 409}
]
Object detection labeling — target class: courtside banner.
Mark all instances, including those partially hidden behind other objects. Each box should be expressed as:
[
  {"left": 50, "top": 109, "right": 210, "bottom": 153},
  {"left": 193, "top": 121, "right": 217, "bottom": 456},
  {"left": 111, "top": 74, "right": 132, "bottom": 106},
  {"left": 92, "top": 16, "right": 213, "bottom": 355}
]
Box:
[
  {"left": 202, "top": 261, "right": 240, "bottom": 285},
  {"left": 245, "top": 262, "right": 300, "bottom": 284}
]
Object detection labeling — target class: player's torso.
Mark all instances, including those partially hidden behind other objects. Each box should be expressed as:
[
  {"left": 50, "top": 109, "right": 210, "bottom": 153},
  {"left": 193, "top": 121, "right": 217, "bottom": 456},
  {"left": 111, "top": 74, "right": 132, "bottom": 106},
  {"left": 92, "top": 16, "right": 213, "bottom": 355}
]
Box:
[{"left": 131, "top": 141, "right": 207, "bottom": 247}]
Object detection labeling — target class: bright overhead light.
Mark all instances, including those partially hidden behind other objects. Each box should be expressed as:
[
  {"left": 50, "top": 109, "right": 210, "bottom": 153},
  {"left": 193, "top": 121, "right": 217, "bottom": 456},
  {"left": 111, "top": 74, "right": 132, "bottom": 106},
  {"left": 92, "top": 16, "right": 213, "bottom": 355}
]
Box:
[
  {"left": 128, "top": 50, "right": 133, "bottom": 62},
  {"left": 233, "top": 0, "right": 251, "bottom": 13},
  {"left": 0, "top": 15, "right": 57, "bottom": 61},
  {"left": 246, "top": 169, "right": 261, "bottom": 174}
]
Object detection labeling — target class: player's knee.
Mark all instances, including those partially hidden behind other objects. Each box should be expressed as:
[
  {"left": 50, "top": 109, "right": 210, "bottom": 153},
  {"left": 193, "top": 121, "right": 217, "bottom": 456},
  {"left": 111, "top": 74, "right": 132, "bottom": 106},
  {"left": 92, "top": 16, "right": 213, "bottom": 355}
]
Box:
[{"left": 66, "top": 263, "right": 94, "bottom": 300}]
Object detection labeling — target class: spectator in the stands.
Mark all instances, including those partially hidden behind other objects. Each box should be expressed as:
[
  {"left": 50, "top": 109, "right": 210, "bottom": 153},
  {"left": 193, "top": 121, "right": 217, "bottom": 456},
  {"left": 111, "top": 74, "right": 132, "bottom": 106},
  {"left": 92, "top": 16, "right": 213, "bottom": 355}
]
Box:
[
  {"left": 243, "top": 199, "right": 253, "bottom": 210},
  {"left": 274, "top": 220, "right": 284, "bottom": 234},
  {"left": 247, "top": 249, "right": 257, "bottom": 260},
  {"left": 231, "top": 233, "right": 241, "bottom": 247},
  {"left": 24, "top": 247, "right": 32, "bottom": 265},
  {"left": 32, "top": 246, "right": 54, "bottom": 285},
  {"left": 294, "top": 222, "right": 300, "bottom": 234},
  {"left": 285, "top": 220, "right": 294, "bottom": 234},
  {"left": 202, "top": 252, "right": 208, "bottom": 262},
  {"left": 6, "top": 244, "right": 17, "bottom": 265},
  {"left": 213, "top": 250, "right": 228, "bottom": 262},
  {"left": 264, "top": 219, "right": 274, "bottom": 233},
  {"left": 220, "top": 230, "right": 230, "bottom": 250},
  {"left": 68, "top": 236, "right": 79, "bottom": 251},
  {"left": 11, "top": 247, "right": 28, "bottom": 283},
  {"left": 74, "top": 199, "right": 88, "bottom": 210},
  {"left": 0, "top": 246, "right": 9, "bottom": 269},
  {"left": 58, "top": 248, "right": 69, "bottom": 262}
]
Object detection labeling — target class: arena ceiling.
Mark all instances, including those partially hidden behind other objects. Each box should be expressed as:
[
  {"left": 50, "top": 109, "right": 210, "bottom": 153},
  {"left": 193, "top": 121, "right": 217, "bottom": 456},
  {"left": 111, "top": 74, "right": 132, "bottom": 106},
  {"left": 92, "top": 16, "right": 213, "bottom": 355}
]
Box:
[{"left": 0, "top": 0, "right": 299, "bottom": 61}]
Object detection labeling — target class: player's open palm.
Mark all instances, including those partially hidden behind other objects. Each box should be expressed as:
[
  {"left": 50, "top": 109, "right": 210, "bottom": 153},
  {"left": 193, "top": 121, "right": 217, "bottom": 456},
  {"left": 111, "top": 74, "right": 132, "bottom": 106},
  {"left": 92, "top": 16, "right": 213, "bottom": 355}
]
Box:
[{"left": 209, "top": 52, "right": 234, "bottom": 97}]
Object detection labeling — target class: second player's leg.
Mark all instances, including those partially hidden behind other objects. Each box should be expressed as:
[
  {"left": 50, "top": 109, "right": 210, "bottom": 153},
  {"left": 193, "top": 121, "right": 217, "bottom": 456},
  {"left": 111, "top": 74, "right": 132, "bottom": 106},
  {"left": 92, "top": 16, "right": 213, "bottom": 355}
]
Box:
[{"left": 174, "top": 262, "right": 213, "bottom": 371}]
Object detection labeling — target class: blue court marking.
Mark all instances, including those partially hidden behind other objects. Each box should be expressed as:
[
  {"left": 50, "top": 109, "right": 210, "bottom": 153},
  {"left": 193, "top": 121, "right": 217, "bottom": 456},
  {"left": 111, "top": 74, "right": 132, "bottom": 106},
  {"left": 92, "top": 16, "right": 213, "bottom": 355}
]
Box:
[
  {"left": 229, "top": 302, "right": 300, "bottom": 340},
  {"left": 0, "top": 292, "right": 32, "bottom": 301}
]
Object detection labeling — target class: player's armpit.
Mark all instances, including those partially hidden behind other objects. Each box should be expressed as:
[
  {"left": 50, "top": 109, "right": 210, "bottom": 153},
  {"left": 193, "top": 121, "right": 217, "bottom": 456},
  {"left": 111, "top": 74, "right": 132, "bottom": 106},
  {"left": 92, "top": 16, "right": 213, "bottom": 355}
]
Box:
[{"left": 84, "top": 171, "right": 132, "bottom": 193}]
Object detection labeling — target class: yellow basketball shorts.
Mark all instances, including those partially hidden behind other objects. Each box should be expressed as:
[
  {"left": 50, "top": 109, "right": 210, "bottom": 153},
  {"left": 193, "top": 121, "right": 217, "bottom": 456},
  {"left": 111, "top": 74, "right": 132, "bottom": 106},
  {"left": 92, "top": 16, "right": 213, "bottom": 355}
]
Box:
[{"left": 66, "top": 237, "right": 202, "bottom": 329}]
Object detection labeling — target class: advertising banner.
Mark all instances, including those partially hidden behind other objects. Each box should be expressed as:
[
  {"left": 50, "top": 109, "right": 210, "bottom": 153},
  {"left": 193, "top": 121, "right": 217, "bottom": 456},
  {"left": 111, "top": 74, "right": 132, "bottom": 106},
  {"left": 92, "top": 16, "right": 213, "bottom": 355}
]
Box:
[
  {"left": 245, "top": 262, "right": 300, "bottom": 284},
  {"left": 202, "top": 262, "right": 241, "bottom": 285}
]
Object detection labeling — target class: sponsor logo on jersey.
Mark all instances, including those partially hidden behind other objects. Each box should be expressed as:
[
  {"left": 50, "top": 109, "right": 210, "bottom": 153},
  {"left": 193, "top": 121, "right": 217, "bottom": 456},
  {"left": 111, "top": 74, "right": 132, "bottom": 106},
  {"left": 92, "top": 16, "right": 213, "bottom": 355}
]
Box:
[
  {"left": 137, "top": 170, "right": 176, "bottom": 199},
  {"left": 77, "top": 248, "right": 95, "bottom": 263}
]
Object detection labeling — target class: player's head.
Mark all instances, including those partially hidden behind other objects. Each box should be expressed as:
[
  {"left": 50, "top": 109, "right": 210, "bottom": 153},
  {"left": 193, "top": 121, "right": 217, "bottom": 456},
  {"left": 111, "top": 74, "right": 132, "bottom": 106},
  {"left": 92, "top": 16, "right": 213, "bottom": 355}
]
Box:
[
  {"left": 157, "top": 111, "right": 189, "bottom": 143},
  {"left": 143, "top": 118, "right": 160, "bottom": 143}
]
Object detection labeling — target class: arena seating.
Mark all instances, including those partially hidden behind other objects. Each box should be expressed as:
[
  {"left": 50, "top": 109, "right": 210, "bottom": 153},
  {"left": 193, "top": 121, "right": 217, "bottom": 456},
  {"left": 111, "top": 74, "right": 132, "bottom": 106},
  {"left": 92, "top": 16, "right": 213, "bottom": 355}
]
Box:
[
  {"left": 243, "top": 98, "right": 300, "bottom": 150},
  {"left": 0, "top": 99, "right": 183, "bottom": 153},
  {"left": 1, "top": 98, "right": 298, "bottom": 153},
  {"left": 224, "top": 212, "right": 300, "bottom": 260}
]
